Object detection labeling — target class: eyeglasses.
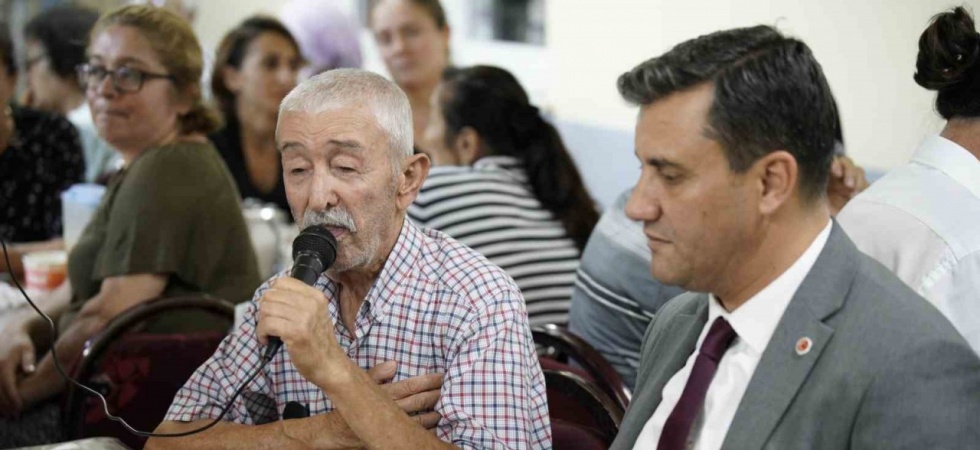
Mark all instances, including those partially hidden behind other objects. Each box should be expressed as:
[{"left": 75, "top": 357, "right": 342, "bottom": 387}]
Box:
[{"left": 76, "top": 63, "right": 175, "bottom": 93}]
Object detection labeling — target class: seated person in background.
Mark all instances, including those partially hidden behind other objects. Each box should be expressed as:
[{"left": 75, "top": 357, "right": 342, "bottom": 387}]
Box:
[
  {"left": 0, "top": 6, "right": 260, "bottom": 447},
  {"left": 609, "top": 25, "right": 980, "bottom": 449},
  {"left": 568, "top": 189, "right": 686, "bottom": 389},
  {"left": 279, "top": 0, "right": 363, "bottom": 79},
  {"left": 838, "top": 6, "right": 980, "bottom": 354},
  {"left": 150, "top": 69, "right": 550, "bottom": 450},
  {"left": 209, "top": 16, "right": 302, "bottom": 215},
  {"left": 569, "top": 137, "right": 868, "bottom": 389},
  {"left": 369, "top": 0, "right": 451, "bottom": 140},
  {"left": 0, "top": 21, "right": 84, "bottom": 269},
  {"left": 23, "top": 4, "right": 121, "bottom": 183},
  {"left": 409, "top": 65, "right": 600, "bottom": 326}
]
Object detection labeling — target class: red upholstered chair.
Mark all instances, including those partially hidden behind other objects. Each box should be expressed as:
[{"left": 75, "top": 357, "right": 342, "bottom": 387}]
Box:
[
  {"left": 533, "top": 324, "right": 632, "bottom": 411},
  {"left": 63, "top": 295, "right": 235, "bottom": 450},
  {"left": 545, "top": 369, "right": 624, "bottom": 449}
]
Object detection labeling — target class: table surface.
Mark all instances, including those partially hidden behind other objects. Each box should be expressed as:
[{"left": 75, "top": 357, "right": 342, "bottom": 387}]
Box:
[{"left": 20, "top": 437, "right": 132, "bottom": 450}]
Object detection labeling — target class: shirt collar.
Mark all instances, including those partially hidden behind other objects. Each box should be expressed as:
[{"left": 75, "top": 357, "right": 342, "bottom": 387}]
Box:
[
  {"left": 361, "top": 218, "right": 424, "bottom": 321},
  {"left": 707, "top": 220, "right": 833, "bottom": 355},
  {"left": 313, "top": 217, "right": 423, "bottom": 323},
  {"left": 912, "top": 135, "right": 980, "bottom": 200},
  {"left": 473, "top": 155, "right": 522, "bottom": 170}
]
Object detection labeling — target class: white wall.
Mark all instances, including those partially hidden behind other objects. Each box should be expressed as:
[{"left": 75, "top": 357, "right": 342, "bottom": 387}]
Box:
[
  {"left": 548, "top": 0, "right": 975, "bottom": 168},
  {"left": 189, "top": 0, "right": 978, "bottom": 207}
]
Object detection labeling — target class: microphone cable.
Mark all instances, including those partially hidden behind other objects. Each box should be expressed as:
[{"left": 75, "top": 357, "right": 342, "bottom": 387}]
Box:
[{"left": 1, "top": 238, "right": 276, "bottom": 438}]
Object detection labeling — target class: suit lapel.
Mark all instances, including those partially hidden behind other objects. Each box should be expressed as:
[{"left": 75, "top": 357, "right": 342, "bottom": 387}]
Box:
[
  {"left": 614, "top": 296, "right": 709, "bottom": 449},
  {"left": 721, "top": 223, "right": 856, "bottom": 450}
]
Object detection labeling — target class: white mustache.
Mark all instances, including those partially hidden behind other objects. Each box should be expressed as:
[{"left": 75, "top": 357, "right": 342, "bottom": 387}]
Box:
[{"left": 301, "top": 208, "right": 357, "bottom": 233}]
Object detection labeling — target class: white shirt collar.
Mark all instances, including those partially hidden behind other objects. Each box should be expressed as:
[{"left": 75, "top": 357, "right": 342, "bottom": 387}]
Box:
[
  {"left": 912, "top": 135, "right": 980, "bottom": 200},
  {"left": 707, "top": 220, "right": 833, "bottom": 355}
]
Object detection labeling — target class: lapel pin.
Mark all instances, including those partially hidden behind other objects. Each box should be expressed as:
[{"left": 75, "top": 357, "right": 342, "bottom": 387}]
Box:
[{"left": 795, "top": 337, "right": 813, "bottom": 356}]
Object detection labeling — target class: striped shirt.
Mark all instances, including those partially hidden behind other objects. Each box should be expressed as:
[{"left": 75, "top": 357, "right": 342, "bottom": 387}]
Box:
[
  {"left": 165, "top": 220, "right": 551, "bottom": 449},
  {"left": 408, "top": 156, "right": 583, "bottom": 326}
]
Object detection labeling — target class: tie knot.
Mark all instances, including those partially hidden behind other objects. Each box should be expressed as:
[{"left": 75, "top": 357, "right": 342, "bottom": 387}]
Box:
[{"left": 700, "top": 317, "right": 737, "bottom": 362}]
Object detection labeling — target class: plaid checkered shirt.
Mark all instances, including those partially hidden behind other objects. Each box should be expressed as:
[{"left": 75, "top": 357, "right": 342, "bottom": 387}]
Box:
[{"left": 165, "top": 219, "right": 552, "bottom": 449}]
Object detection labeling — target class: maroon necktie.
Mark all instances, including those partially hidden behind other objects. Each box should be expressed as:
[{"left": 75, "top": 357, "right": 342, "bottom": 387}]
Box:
[{"left": 658, "top": 316, "right": 738, "bottom": 450}]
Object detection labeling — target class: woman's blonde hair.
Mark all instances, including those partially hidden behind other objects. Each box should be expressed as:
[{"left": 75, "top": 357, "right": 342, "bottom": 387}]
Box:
[{"left": 91, "top": 4, "right": 220, "bottom": 135}]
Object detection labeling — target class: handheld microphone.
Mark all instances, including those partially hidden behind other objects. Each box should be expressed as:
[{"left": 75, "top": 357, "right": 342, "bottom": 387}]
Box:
[{"left": 264, "top": 224, "right": 338, "bottom": 361}]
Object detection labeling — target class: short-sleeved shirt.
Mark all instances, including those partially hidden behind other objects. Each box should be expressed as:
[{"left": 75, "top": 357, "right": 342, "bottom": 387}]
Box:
[
  {"left": 0, "top": 105, "right": 84, "bottom": 242},
  {"left": 408, "top": 156, "right": 582, "bottom": 326},
  {"left": 165, "top": 220, "right": 552, "bottom": 449},
  {"left": 67, "top": 140, "right": 261, "bottom": 311}
]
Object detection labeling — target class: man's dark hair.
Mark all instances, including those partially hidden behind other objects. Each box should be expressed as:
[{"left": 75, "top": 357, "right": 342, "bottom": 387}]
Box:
[
  {"left": 0, "top": 21, "right": 14, "bottom": 76},
  {"left": 24, "top": 5, "right": 100, "bottom": 81},
  {"left": 618, "top": 25, "right": 838, "bottom": 202}
]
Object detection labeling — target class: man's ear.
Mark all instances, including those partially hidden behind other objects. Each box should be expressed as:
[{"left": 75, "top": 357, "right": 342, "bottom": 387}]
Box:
[
  {"left": 455, "top": 126, "right": 482, "bottom": 165},
  {"left": 396, "top": 152, "right": 431, "bottom": 210},
  {"left": 754, "top": 150, "right": 798, "bottom": 215}
]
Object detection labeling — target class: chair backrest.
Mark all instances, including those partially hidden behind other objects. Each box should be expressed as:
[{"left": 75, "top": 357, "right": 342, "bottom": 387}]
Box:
[
  {"left": 552, "top": 420, "right": 611, "bottom": 450},
  {"left": 544, "top": 369, "right": 624, "bottom": 448},
  {"left": 533, "top": 324, "right": 632, "bottom": 410},
  {"left": 64, "top": 294, "right": 235, "bottom": 449}
]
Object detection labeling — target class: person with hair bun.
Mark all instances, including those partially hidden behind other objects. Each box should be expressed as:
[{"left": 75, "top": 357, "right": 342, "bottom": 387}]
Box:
[
  {"left": 409, "top": 65, "right": 599, "bottom": 326},
  {"left": 0, "top": 6, "right": 260, "bottom": 445},
  {"left": 838, "top": 6, "right": 980, "bottom": 354}
]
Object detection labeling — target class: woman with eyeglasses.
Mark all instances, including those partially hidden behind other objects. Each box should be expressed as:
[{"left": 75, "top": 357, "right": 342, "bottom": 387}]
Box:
[
  {"left": 209, "top": 16, "right": 303, "bottom": 215},
  {"left": 0, "top": 21, "right": 84, "bottom": 262},
  {"left": 23, "top": 4, "right": 120, "bottom": 183},
  {"left": 0, "top": 6, "right": 260, "bottom": 445}
]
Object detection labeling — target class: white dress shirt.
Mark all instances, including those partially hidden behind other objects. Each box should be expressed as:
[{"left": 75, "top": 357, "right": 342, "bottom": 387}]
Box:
[
  {"left": 838, "top": 135, "right": 980, "bottom": 354},
  {"left": 633, "top": 221, "right": 832, "bottom": 450}
]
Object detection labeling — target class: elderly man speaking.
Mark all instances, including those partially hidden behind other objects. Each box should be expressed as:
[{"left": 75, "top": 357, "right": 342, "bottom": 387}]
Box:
[{"left": 148, "top": 70, "right": 551, "bottom": 449}]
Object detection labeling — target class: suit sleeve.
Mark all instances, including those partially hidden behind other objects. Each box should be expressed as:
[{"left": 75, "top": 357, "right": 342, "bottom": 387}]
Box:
[{"left": 850, "top": 334, "right": 980, "bottom": 449}]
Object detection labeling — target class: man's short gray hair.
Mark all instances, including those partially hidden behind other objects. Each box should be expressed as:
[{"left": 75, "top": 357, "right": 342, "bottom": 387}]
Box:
[{"left": 278, "top": 68, "right": 414, "bottom": 163}]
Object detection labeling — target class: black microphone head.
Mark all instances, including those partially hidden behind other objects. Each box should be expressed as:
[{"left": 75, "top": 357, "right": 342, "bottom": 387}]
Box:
[{"left": 292, "top": 224, "right": 338, "bottom": 268}]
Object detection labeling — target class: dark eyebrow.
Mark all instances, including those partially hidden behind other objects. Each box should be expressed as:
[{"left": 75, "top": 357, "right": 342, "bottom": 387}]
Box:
[
  {"left": 634, "top": 149, "right": 684, "bottom": 171},
  {"left": 645, "top": 157, "right": 684, "bottom": 170}
]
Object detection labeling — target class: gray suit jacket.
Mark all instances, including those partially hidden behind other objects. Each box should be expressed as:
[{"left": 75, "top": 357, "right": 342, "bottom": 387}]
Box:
[{"left": 611, "top": 223, "right": 980, "bottom": 450}]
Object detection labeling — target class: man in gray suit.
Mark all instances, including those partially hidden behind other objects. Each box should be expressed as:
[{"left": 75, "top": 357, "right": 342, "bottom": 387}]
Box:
[{"left": 610, "top": 25, "right": 980, "bottom": 450}]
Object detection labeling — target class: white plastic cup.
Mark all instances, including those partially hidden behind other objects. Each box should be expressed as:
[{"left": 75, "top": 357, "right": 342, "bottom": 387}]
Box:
[
  {"left": 22, "top": 250, "right": 68, "bottom": 293},
  {"left": 61, "top": 183, "right": 106, "bottom": 252}
]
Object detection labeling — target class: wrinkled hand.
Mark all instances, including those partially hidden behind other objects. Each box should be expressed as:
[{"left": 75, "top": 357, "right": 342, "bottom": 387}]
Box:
[
  {"left": 827, "top": 155, "right": 869, "bottom": 216},
  {"left": 369, "top": 361, "right": 444, "bottom": 430},
  {"left": 0, "top": 320, "right": 35, "bottom": 417},
  {"left": 256, "top": 277, "right": 344, "bottom": 387}
]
